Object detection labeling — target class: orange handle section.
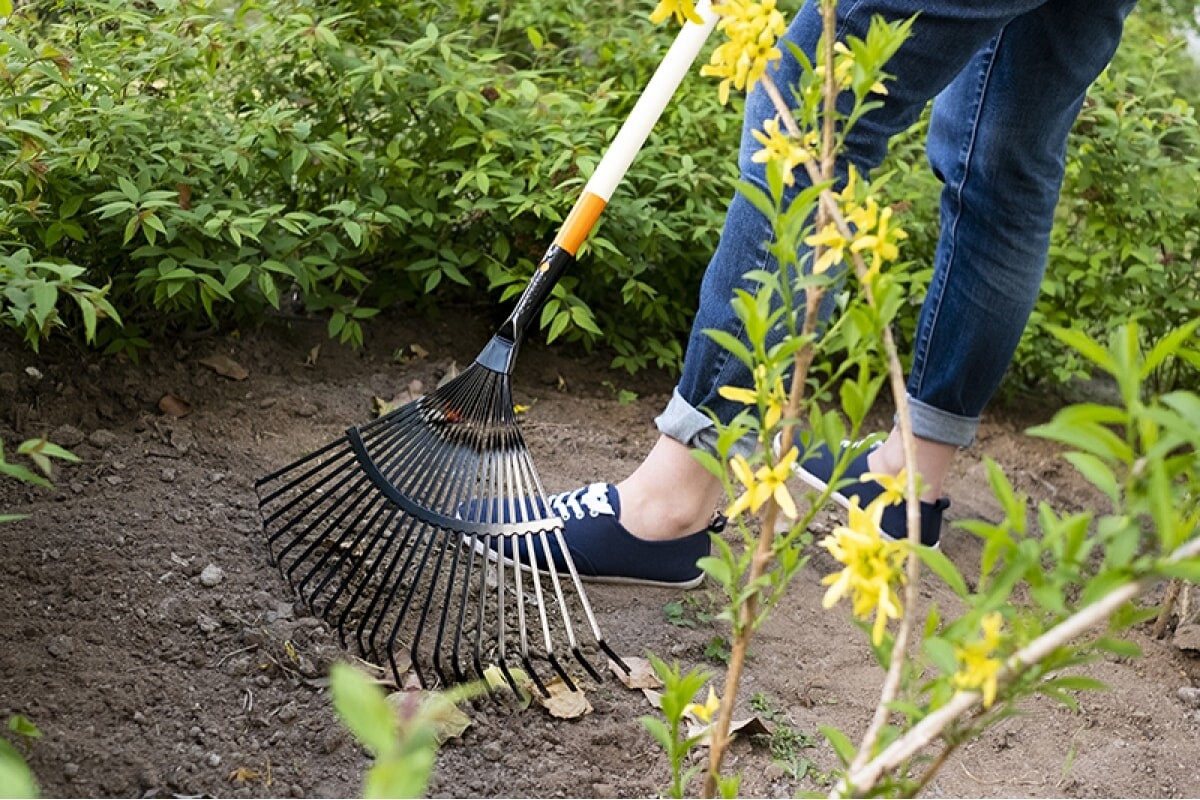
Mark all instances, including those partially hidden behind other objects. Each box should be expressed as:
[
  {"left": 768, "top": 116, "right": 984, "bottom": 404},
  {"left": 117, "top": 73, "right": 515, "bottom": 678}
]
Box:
[{"left": 552, "top": 191, "right": 608, "bottom": 256}]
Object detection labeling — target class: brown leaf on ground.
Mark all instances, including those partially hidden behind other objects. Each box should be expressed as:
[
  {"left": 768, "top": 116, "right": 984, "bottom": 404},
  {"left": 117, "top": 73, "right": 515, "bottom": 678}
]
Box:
[
  {"left": 158, "top": 393, "right": 192, "bottom": 418},
  {"left": 610, "top": 656, "right": 662, "bottom": 690},
  {"left": 228, "top": 767, "right": 260, "bottom": 784},
  {"left": 686, "top": 715, "right": 772, "bottom": 747},
  {"left": 372, "top": 379, "right": 424, "bottom": 418},
  {"left": 386, "top": 690, "right": 472, "bottom": 745},
  {"left": 529, "top": 677, "right": 592, "bottom": 719},
  {"left": 199, "top": 354, "right": 249, "bottom": 380},
  {"left": 304, "top": 344, "right": 320, "bottom": 367}
]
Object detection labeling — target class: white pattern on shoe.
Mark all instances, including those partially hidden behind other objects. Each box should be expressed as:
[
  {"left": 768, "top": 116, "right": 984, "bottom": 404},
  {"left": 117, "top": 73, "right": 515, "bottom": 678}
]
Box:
[{"left": 549, "top": 483, "right": 615, "bottom": 521}]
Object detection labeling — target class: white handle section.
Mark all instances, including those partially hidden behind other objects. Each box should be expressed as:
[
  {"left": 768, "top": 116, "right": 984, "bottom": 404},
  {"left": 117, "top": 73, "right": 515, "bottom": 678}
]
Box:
[{"left": 583, "top": 0, "right": 719, "bottom": 202}]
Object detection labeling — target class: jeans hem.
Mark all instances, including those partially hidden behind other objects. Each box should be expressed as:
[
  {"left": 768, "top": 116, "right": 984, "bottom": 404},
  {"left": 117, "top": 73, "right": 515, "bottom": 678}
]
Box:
[{"left": 907, "top": 395, "right": 979, "bottom": 448}]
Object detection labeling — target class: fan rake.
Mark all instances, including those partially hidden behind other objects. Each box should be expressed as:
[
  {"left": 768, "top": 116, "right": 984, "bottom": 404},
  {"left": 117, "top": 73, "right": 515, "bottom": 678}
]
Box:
[{"left": 256, "top": 2, "right": 719, "bottom": 696}]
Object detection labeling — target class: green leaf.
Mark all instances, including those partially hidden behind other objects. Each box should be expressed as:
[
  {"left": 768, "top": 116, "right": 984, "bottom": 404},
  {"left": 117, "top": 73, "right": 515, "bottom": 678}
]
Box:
[
  {"left": 0, "top": 739, "right": 38, "bottom": 799},
  {"left": 913, "top": 546, "right": 968, "bottom": 599},
  {"left": 7, "top": 714, "right": 41, "bottom": 739},
  {"left": 819, "top": 725, "right": 857, "bottom": 767},
  {"left": 1093, "top": 636, "right": 1141, "bottom": 659},
  {"left": 1064, "top": 452, "right": 1119, "bottom": 506},
  {"left": 330, "top": 662, "right": 396, "bottom": 757},
  {"left": 922, "top": 636, "right": 958, "bottom": 675},
  {"left": 117, "top": 176, "right": 140, "bottom": 203},
  {"left": 697, "top": 556, "right": 732, "bottom": 589}
]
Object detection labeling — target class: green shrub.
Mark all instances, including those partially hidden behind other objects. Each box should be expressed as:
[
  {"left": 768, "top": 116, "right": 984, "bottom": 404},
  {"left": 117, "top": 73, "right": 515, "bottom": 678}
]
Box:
[
  {"left": 1, "top": 1, "right": 1195, "bottom": 387},
  {"left": 0, "top": 0, "right": 734, "bottom": 367}
]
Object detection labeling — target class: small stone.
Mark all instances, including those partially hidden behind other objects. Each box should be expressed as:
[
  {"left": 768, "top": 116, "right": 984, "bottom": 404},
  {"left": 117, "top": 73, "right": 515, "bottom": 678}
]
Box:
[
  {"left": 87, "top": 429, "right": 118, "bottom": 449},
  {"left": 133, "top": 711, "right": 148, "bottom": 725},
  {"left": 51, "top": 424, "right": 86, "bottom": 448},
  {"left": 1172, "top": 623, "right": 1200, "bottom": 653},
  {"left": 25, "top": 366, "right": 43, "bottom": 380},
  {"left": 197, "top": 614, "right": 220, "bottom": 634},
  {"left": 161, "top": 467, "right": 177, "bottom": 483},
  {"left": 482, "top": 741, "right": 502, "bottom": 762},
  {"left": 254, "top": 674, "right": 272, "bottom": 688},
  {"left": 206, "top": 753, "right": 222, "bottom": 768},
  {"left": 209, "top": 471, "right": 225, "bottom": 484},
  {"left": 199, "top": 564, "right": 224, "bottom": 587},
  {"left": 63, "top": 762, "right": 80, "bottom": 780},
  {"left": 276, "top": 704, "right": 298, "bottom": 724},
  {"left": 1178, "top": 687, "right": 1200, "bottom": 708},
  {"left": 189, "top": 726, "right": 203, "bottom": 741},
  {"left": 296, "top": 655, "right": 319, "bottom": 679},
  {"left": 593, "top": 784, "right": 616, "bottom": 797},
  {"left": 47, "top": 634, "right": 74, "bottom": 659},
  {"left": 105, "top": 475, "right": 123, "bottom": 486},
  {"left": 294, "top": 401, "right": 319, "bottom": 418}
]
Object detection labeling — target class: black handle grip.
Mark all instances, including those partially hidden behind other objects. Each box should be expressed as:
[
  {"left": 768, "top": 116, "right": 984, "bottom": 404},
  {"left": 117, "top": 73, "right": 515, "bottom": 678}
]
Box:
[{"left": 499, "top": 244, "right": 576, "bottom": 343}]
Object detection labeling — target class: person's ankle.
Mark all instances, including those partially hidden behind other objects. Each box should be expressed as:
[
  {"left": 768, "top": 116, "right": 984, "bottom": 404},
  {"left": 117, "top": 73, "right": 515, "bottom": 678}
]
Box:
[
  {"left": 865, "top": 435, "right": 952, "bottom": 503},
  {"left": 615, "top": 479, "right": 721, "bottom": 542}
]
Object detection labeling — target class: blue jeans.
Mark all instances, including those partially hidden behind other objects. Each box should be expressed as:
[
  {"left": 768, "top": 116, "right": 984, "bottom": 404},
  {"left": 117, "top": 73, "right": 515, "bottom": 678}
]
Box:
[{"left": 659, "top": 0, "right": 1135, "bottom": 457}]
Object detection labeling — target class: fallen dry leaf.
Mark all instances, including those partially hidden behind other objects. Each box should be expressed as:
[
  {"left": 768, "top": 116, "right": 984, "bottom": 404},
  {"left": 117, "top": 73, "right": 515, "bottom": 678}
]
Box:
[
  {"left": 199, "top": 354, "right": 249, "bottom": 380},
  {"left": 386, "top": 690, "right": 472, "bottom": 745},
  {"left": 371, "top": 379, "right": 424, "bottom": 418},
  {"left": 158, "top": 393, "right": 192, "bottom": 418},
  {"left": 228, "top": 767, "right": 260, "bottom": 784},
  {"left": 610, "top": 656, "right": 662, "bottom": 690},
  {"left": 642, "top": 688, "right": 663, "bottom": 709},
  {"left": 410, "top": 343, "right": 429, "bottom": 360},
  {"left": 304, "top": 344, "right": 320, "bottom": 367},
  {"left": 685, "top": 714, "right": 772, "bottom": 747},
  {"left": 529, "top": 676, "right": 592, "bottom": 719}
]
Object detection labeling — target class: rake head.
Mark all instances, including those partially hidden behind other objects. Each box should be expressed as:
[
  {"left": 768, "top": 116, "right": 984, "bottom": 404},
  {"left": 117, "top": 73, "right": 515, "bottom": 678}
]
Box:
[{"left": 255, "top": 357, "right": 625, "bottom": 696}]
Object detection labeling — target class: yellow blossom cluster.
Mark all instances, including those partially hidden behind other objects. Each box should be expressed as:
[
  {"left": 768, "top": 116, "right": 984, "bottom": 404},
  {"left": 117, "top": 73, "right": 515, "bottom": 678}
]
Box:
[
  {"left": 819, "top": 496, "right": 908, "bottom": 645},
  {"left": 951, "top": 612, "right": 1006, "bottom": 708},
  {"left": 719, "top": 368, "right": 799, "bottom": 519},
  {"left": 701, "top": 0, "right": 788, "bottom": 104},
  {"left": 650, "top": 0, "right": 705, "bottom": 26},
  {"left": 750, "top": 118, "right": 817, "bottom": 186},
  {"left": 805, "top": 167, "right": 907, "bottom": 275}
]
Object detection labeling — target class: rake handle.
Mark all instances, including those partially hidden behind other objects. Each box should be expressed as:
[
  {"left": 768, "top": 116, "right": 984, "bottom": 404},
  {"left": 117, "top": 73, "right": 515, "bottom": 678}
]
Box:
[{"left": 481, "top": 1, "right": 720, "bottom": 370}]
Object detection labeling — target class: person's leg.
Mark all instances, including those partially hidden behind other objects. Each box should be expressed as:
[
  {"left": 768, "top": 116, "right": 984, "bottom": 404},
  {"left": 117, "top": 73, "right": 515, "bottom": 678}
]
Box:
[
  {"left": 867, "top": 0, "right": 1136, "bottom": 498},
  {"left": 624, "top": 0, "right": 1047, "bottom": 541}
]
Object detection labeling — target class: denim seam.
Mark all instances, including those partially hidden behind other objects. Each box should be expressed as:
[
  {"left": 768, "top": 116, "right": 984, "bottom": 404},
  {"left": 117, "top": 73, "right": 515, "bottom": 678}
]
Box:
[{"left": 909, "top": 30, "right": 1004, "bottom": 401}]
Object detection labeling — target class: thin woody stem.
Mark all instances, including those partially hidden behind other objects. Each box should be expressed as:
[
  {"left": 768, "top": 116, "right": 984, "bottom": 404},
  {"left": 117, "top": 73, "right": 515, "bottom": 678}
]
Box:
[
  {"left": 832, "top": 535, "right": 1200, "bottom": 797},
  {"left": 761, "top": 63, "right": 925, "bottom": 774}
]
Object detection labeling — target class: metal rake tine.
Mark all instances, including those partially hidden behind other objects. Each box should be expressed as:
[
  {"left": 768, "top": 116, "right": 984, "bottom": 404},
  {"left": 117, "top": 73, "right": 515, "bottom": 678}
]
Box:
[
  {"left": 388, "top": 525, "right": 455, "bottom": 688},
  {"left": 297, "top": 498, "right": 396, "bottom": 614}
]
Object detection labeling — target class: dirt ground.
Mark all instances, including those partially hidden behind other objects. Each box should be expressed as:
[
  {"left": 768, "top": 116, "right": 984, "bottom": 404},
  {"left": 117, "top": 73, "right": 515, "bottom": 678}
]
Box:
[{"left": 1, "top": 310, "right": 1198, "bottom": 799}]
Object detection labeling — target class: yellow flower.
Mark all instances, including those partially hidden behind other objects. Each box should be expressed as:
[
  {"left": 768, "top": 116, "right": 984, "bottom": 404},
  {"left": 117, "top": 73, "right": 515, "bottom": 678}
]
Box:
[
  {"left": 951, "top": 612, "right": 1005, "bottom": 708},
  {"left": 685, "top": 686, "right": 722, "bottom": 723},
  {"left": 650, "top": 0, "right": 705, "bottom": 26},
  {"left": 850, "top": 203, "right": 908, "bottom": 277},
  {"left": 718, "top": 366, "right": 787, "bottom": 430},
  {"left": 805, "top": 222, "right": 848, "bottom": 274},
  {"left": 820, "top": 497, "right": 907, "bottom": 645},
  {"left": 860, "top": 468, "right": 907, "bottom": 507},
  {"left": 727, "top": 446, "right": 799, "bottom": 520},
  {"left": 701, "top": 0, "right": 787, "bottom": 104},
  {"left": 751, "top": 118, "right": 815, "bottom": 186}
]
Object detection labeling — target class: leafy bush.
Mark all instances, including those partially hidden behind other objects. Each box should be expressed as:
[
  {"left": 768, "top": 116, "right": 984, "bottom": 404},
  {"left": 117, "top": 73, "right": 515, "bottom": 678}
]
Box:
[
  {"left": 0, "top": 1, "right": 1195, "bottom": 388},
  {"left": 0, "top": 0, "right": 735, "bottom": 366}
]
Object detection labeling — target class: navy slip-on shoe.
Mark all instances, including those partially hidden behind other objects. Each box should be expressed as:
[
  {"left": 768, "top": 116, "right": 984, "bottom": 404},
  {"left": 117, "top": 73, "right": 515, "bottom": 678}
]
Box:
[
  {"left": 792, "top": 442, "right": 948, "bottom": 548},
  {"left": 463, "top": 483, "right": 725, "bottom": 590}
]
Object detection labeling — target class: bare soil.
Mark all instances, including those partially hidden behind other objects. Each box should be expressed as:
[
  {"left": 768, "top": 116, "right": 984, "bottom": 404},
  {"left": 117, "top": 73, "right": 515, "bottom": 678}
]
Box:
[{"left": 1, "top": 311, "right": 1198, "bottom": 799}]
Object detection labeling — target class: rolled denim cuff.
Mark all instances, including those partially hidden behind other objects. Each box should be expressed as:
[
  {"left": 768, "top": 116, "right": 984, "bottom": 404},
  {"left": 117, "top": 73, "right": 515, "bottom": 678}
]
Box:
[
  {"left": 655, "top": 388, "right": 757, "bottom": 460},
  {"left": 905, "top": 395, "right": 979, "bottom": 448}
]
